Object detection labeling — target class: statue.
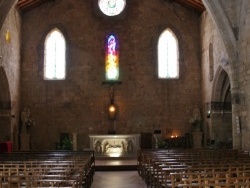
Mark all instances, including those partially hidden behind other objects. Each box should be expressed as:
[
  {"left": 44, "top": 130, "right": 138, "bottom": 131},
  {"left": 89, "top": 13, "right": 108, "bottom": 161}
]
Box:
[
  {"left": 190, "top": 105, "right": 202, "bottom": 131},
  {"left": 193, "top": 105, "right": 201, "bottom": 121},
  {"left": 21, "top": 107, "right": 35, "bottom": 134}
]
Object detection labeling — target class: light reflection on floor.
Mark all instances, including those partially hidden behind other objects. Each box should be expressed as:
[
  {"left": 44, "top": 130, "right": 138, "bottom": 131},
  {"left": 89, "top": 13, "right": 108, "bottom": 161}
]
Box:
[
  {"left": 90, "top": 171, "right": 147, "bottom": 188},
  {"left": 95, "top": 158, "right": 137, "bottom": 166}
]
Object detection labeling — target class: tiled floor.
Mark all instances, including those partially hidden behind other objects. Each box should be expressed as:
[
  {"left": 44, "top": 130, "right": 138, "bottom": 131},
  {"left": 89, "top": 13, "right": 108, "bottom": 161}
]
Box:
[{"left": 91, "top": 171, "right": 147, "bottom": 188}]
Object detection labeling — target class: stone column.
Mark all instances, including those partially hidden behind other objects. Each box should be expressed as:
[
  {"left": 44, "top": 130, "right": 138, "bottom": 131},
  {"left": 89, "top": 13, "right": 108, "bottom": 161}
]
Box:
[
  {"left": 192, "top": 132, "right": 202, "bottom": 149},
  {"left": 20, "top": 133, "right": 30, "bottom": 151},
  {"left": 72, "top": 132, "right": 77, "bottom": 151}
]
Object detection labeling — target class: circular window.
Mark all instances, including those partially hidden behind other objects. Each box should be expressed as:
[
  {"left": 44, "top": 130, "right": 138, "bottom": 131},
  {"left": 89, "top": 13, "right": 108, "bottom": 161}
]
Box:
[{"left": 98, "top": 0, "right": 126, "bottom": 16}]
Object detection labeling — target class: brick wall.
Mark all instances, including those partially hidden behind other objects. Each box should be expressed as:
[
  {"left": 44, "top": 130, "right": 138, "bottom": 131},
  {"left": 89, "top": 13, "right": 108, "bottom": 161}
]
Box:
[{"left": 21, "top": 0, "right": 201, "bottom": 150}]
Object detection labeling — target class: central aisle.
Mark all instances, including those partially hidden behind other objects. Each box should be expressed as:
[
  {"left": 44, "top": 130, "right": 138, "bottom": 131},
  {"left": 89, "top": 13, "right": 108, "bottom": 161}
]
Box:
[{"left": 90, "top": 171, "right": 147, "bottom": 188}]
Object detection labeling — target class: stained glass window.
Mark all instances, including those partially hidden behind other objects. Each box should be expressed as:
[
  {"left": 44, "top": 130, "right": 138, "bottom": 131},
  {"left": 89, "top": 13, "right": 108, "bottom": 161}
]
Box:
[
  {"left": 44, "top": 29, "right": 66, "bottom": 80},
  {"left": 98, "top": 0, "right": 126, "bottom": 16},
  {"left": 105, "top": 34, "right": 119, "bottom": 81},
  {"left": 158, "top": 29, "right": 179, "bottom": 79}
]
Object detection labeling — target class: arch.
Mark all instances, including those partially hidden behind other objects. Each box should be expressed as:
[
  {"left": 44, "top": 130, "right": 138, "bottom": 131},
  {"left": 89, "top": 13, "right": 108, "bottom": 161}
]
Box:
[
  {"left": 210, "top": 66, "right": 232, "bottom": 148},
  {"left": 44, "top": 28, "right": 66, "bottom": 80},
  {"left": 0, "top": 67, "right": 11, "bottom": 112},
  {"left": 0, "top": 0, "right": 17, "bottom": 30},
  {"left": 212, "top": 66, "right": 230, "bottom": 103},
  {"left": 157, "top": 28, "right": 179, "bottom": 79},
  {"left": 202, "top": 0, "right": 237, "bottom": 62},
  {"left": 0, "top": 67, "right": 11, "bottom": 142}
]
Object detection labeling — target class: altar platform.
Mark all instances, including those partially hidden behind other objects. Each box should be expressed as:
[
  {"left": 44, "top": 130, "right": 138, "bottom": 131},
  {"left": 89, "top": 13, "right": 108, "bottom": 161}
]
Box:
[{"left": 95, "top": 157, "right": 138, "bottom": 171}]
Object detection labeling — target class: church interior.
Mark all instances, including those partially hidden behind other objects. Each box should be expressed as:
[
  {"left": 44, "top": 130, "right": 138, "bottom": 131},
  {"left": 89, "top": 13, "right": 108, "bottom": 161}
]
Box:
[{"left": 0, "top": 0, "right": 250, "bottom": 187}]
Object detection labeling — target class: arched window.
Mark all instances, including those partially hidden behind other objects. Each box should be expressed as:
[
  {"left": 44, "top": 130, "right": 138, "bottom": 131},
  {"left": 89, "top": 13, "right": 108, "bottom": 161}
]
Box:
[
  {"left": 158, "top": 29, "right": 179, "bottom": 79},
  {"left": 105, "top": 34, "right": 119, "bottom": 81},
  {"left": 44, "top": 29, "right": 66, "bottom": 80},
  {"left": 209, "top": 43, "right": 214, "bottom": 82}
]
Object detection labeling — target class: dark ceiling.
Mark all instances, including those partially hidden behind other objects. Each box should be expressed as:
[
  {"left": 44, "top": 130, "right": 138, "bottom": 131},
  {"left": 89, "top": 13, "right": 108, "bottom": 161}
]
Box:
[{"left": 16, "top": 0, "right": 205, "bottom": 14}]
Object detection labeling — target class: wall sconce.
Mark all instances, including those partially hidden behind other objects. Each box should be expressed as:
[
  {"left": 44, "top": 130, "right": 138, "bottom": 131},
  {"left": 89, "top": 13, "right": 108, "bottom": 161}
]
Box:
[
  {"left": 108, "top": 103, "right": 116, "bottom": 120},
  {"left": 108, "top": 85, "right": 117, "bottom": 120},
  {"left": 207, "top": 110, "right": 211, "bottom": 118},
  {"left": 206, "top": 102, "right": 211, "bottom": 118},
  {"left": 5, "top": 30, "right": 11, "bottom": 43}
]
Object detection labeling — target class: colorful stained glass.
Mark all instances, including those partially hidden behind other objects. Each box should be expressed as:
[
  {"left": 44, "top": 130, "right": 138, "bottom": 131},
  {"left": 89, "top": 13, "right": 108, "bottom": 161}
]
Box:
[{"left": 105, "top": 34, "right": 119, "bottom": 81}]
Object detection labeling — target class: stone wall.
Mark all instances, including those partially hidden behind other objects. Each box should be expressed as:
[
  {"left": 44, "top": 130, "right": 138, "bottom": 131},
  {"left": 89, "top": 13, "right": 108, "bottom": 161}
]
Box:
[
  {"left": 0, "top": 7, "right": 21, "bottom": 149},
  {"left": 201, "top": 11, "right": 232, "bottom": 146},
  {"left": 21, "top": 0, "right": 201, "bottom": 150},
  {"left": 238, "top": 0, "right": 250, "bottom": 151},
  {"left": 201, "top": 0, "right": 250, "bottom": 149}
]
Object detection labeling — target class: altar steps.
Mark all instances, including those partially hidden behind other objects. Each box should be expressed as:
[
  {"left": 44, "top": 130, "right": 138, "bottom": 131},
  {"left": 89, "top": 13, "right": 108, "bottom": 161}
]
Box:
[{"left": 95, "top": 157, "right": 138, "bottom": 171}]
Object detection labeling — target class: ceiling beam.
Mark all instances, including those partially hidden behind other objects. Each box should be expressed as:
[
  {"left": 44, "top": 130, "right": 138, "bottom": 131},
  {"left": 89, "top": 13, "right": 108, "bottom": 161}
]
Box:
[
  {"left": 175, "top": 0, "right": 205, "bottom": 13},
  {"left": 17, "top": 0, "right": 50, "bottom": 12},
  {"left": 16, "top": 0, "right": 205, "bottom": 13}
]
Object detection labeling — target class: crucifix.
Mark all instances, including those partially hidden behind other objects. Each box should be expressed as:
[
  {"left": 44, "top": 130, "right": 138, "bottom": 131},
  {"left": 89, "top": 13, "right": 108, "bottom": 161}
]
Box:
[{"left": 102, "top": 80, "right": 122, "bottom": 133}]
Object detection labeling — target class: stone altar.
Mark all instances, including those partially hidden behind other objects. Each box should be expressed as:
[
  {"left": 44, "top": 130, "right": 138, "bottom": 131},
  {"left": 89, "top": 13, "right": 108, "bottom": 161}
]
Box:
[{"left": 89, "top": 134, "right": 140, "bottom": 157}]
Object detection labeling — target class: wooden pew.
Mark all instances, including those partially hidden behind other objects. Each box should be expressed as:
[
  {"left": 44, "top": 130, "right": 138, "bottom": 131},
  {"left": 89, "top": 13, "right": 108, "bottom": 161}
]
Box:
[
  {"left": 138, "top": 149, "right": 250, "bottom": 188},
  {"left": 0, "top": 151, "right": 95, "bottom": 188}
]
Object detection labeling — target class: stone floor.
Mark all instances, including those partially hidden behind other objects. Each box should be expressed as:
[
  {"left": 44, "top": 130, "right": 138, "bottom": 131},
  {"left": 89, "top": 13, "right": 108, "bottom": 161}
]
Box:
[
  {"left": 90, "top": 171, "right": 147, "bottom": 188},
  {"left": 91, "top": 158, "right": 147, "bottom": 188},
  {"left": 95, "top": 157, "right": 137, "bottom": 166},
  {"left": 95, "top": 157, "right": 138, "bottom": 171}
]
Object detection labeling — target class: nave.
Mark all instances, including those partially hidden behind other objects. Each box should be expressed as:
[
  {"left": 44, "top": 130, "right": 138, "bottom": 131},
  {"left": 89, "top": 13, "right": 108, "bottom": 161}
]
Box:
[{"left": 2, "top": 149, "right": 250, "bottom": 187}]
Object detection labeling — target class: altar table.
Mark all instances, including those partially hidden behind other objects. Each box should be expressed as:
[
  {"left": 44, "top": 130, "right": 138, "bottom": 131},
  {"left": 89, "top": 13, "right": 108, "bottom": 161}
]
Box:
[{"left": 89, "top": 134, "right": 140, "bottom": 157}]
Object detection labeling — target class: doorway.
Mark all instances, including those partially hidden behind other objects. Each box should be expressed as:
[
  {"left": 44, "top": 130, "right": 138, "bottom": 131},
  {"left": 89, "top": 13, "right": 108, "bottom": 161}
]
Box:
[
  {"left": 210, "top": 67, "right": 232, "bottom": 148},
  {"left": 0, "top": 67, "right": 11, "bottom": 142}
]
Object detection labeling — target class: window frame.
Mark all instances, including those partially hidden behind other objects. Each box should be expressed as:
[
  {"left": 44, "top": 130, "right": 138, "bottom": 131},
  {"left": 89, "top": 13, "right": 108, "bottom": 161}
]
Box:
[
  {"left": 157, "top": 28, "right": 179, "bottom": 79},
  {"left": 44, "top": 28, "right": 66, "bottom": 80}
]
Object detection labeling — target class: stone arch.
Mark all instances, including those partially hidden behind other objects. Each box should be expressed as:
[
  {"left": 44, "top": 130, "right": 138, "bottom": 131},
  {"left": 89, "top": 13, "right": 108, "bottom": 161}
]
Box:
[
  {"left": 210, "top": 66, "right": 232, "bottom": 148},
  {"left": 212, "top": 66, "right": 231, "bottom": 103},
  {"left": 0, "top": 67, "right": 11, "bottom": 112},
  {"left": 0, "top": 0, "right": 17, "bottom": 30},
  {"left": 202, "top": 0, "right": 242, "bottom": 150},
  {"left": 0, "top": 67, "right": 11, "bottom": 142},
  {"left": 202, "top": 0, "right": 237, "bottom": 62}
]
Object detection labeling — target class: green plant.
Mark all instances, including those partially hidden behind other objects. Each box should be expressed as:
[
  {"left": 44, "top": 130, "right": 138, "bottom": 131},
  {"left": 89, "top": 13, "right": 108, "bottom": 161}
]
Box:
[
  {"left": 61, "top": 137, "right": 73, "bottom": 150},
  {"left": 157, "top": 140, "right": 166, "bottom": 149}
]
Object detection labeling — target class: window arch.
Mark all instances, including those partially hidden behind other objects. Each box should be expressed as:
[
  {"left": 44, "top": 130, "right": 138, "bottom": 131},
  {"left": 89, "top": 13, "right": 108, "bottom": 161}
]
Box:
[
  {"left": 209, "top": 42, "right": 214, "bottom": 82},
  {"left": 105, "top": 34, "right": 119, "bottom": 81},
  {"left": 44, "top": 28, "right": 66, "bottom": 80},
  {"left": 158, "top": 28, "right": 179, "bottom": 79}
]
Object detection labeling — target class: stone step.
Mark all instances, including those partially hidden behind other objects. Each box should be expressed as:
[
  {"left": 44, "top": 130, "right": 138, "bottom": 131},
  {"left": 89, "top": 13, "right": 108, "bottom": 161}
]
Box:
[{"left": 95, "top": 157, "right": 138, "bottom": 171}]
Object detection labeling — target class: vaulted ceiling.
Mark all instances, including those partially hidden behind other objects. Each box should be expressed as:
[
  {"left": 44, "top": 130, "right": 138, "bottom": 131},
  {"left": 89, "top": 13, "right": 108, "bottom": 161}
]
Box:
[{"left": 16, "top": 0, "right": 205, "bottom": 14}]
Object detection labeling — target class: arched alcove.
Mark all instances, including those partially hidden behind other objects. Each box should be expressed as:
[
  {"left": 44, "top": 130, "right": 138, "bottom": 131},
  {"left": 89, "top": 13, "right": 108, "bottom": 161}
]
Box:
[
  {"left": 0, "top": 67, "right": 11, "bottom": 142},
  {"left": 210, "top": 66, "right": 232, "bottom": 148}
]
